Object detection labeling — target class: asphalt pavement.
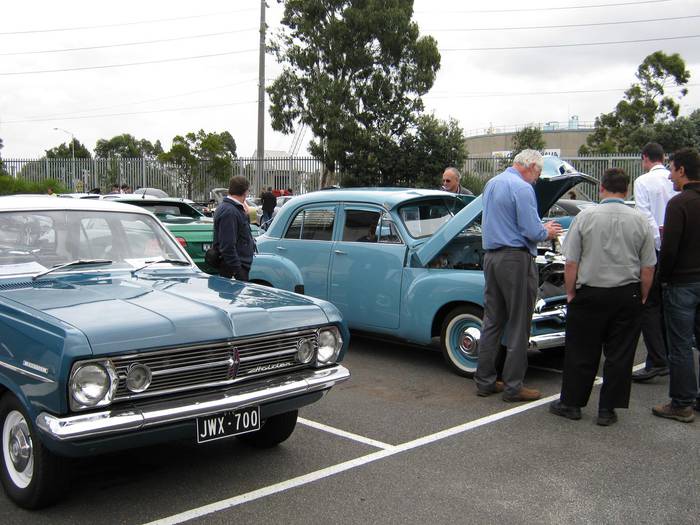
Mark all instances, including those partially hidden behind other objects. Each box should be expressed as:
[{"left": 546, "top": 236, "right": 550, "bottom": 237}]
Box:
[{"left": 1, "top": 336, "right": 697, "bottom": 524}]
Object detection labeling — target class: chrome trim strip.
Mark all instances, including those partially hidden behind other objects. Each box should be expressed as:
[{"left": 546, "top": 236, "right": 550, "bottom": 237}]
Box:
[
  {"left": 0, "top": 360, "right": 55, "bottom": 384},
  {"left": 528, "top": 332, "right": 565, "bottom": 350},
  {"left": 36, "top": 365, "right": 350, "bottom": 441},
  {"left": 148, "top": 359, "right": 233, "bottom": 377},
  {"left": 531, "top": 306, "right": 567, "bottom": 322},
  {"left": 239, "top": 348, "right": 298, "bottom": 362}
]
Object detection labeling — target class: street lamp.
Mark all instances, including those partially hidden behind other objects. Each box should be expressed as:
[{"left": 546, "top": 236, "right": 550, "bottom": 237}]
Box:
[{"left": 53, "top": 127, "right": 75, "bottom": 185}]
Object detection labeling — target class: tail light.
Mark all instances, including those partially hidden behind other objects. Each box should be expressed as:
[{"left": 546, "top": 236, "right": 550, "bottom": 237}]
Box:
[{"left": 175, "top": 237, "right": 187, "bottom": 247}]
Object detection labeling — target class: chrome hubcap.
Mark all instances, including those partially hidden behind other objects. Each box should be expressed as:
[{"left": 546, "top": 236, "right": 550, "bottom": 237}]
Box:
[
  {"left": 9, "top": 422, "right": 32, "bottom": 471},
  {"left": 459, "top": 327, "right": 481, "bottom": 359}
]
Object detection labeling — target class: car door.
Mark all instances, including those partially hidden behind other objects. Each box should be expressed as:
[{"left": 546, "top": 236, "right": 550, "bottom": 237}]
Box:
[
  {"left": 329, "top": 205, "right": 406, "bottom": 329},
  {"left": 271, "top": 204, "right": 338, "bottom": 300}
]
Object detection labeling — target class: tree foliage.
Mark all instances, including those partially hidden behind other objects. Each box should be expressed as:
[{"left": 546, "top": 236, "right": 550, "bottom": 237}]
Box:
[
  {"left": 45, "top": 138, "right": 92, "bottom": 159},
  {"left": 0, "top": 175, "right": 65, "bottom": 195},
  {"left": 268, "top": 0, "right": 440, "bottom": 185},
  {"left": 94, "top": 134, "right": 163, "bottom": 159},
  {"left": 582, "top": 51, "right": 691, "bottom": 154},
  {"left": 158, "top": 130, "right": 237, "bottom": 198},
  {"left": 511, "top": 126, "right": 546, "bottom": 157}
]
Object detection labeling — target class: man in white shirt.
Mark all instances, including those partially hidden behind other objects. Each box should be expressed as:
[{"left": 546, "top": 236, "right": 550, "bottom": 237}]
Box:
[{"left": 632, "top": 142, "right": 678, "bottom": 382}]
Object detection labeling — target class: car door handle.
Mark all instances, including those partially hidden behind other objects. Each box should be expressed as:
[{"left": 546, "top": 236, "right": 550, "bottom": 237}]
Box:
[
  {"left": 334, "top": 250, "right": 346, "bottom": 255},
  {"left": 276, "top": 246, "right": 287, "bottom": 251}
]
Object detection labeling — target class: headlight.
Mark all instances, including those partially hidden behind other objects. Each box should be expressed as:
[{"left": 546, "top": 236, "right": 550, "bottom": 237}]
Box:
[
  {"left": 316, "top": 327, "right": 342, "bottom": 365},
  {"left": 296, "top": 338, "right": 315, "bottom": 364},
  {"left": 69, "top": 361, "right": 118, "bottom": 410},
  {"left": 126, "top": 363, "right": 152, "bottom": 393}
]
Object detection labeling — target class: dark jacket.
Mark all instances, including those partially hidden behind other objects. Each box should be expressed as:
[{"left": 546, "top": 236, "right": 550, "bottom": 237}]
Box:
[
  {"left": 261, "top": 191, "right": 277, "bottom": 214},
  {"left": 658, "top": 182, "right": 700, "bottom": 284},
  {"left": 213, "top": 197, "right": 255, "bottom": 274}
]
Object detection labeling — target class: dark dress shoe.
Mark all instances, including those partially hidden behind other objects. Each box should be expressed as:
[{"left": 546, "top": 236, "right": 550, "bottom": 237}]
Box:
[
  {"left": 596, "top": 408, "right": 618, "bottom": 426},
  {"left": 549, "top": 400, "right": 582, "bottom": 420},
  {"left": 476, "top": 381, "right": 505, "bottom": 397},
  {"left": 631, "top": 366, "right": 669, "bottom": 382}
]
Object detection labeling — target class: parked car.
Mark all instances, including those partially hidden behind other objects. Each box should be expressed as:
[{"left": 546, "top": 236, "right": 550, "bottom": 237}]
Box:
[
  {"left": 209, "top": 187, "right": 260, "bottom": 225},
  {"left": 0, "top": 196, "right": 349, "bottom": 509},
  {"left": 256, "top": 157, "right": 595, "bottom": 376},
  {"left": 113, "top": 196, "right": 303, "bottom": 291},
  {"left": 542, "top": 198, "right": 596, "bottom": 229}
]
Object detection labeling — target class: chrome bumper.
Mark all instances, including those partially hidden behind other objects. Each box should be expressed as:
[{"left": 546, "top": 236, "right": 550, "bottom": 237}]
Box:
[
  {"left": 37, "top": 365, "right": 349, "bottom": 441},
  {"left": 528, "top": 332, "right": 565, "bottom": 350}
]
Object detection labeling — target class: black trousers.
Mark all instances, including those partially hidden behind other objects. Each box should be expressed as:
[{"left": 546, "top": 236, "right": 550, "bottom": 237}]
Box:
[
  {"left": 219, "top": 265, "right": 250, "bottom": 281},
  {"left": 640, "top": 259, "right": 668, "bottom": 368},
  {"left": 561, "top": 283, "right": 643, "bottom": 409}
]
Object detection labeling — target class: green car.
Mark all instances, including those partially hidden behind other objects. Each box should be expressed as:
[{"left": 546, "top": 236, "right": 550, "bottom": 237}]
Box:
[{"left": 114, "top": 197, "right": 262, "bottom": 273}]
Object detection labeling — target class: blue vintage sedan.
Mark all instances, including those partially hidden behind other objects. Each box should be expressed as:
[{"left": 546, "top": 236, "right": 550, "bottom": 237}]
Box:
[
  {"left": 256, "top": 157, "right": 594, "bottom": 376},
  {"left": 0, "top": 196, "right": 349, "bottom": 509}
]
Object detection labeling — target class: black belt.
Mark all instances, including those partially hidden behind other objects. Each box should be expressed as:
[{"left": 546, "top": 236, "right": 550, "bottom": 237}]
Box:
[{"left": 486, "top": 246, "right": 530, "bottom": 253}]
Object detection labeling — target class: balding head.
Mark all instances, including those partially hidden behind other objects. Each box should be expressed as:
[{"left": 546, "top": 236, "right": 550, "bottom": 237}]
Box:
[{"left": 442, "top": 167, "right": 461, "bottom": 193}]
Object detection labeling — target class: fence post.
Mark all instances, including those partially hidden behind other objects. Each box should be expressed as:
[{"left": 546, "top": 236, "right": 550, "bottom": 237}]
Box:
[
  {"left": 45, "top": 158, "right": 49, "bottom": 182},
  {"left": 142, "top": 158, "right": 146, "bottom": 190}
]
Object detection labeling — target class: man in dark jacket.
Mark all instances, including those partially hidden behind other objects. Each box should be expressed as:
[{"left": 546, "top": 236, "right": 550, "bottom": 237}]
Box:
[
  {"left": 213, "top": 176, "right": 255, "bottom": 281},
  {"left": 652, "top": 147, "right": 700, "bottom": 423},
  {"left": 260, "top": 186, "right": 277, "bottom": 227}
]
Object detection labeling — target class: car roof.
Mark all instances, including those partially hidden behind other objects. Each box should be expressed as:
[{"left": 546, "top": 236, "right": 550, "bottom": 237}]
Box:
[
  {"left": 0, "top": 195, "right": 153, "bottom": 214},
  {"left": 285, "top": 188, "right": 456, "bottom": 209}
]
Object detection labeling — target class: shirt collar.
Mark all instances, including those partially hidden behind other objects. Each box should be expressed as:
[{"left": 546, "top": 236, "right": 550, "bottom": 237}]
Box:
[{"left": 600, "top": 197, "right": 625, "bottom": 204}]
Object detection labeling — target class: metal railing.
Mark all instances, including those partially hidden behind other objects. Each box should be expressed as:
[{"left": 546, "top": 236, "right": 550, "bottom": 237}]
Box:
[{"left": 1, "top": 156, "right": 330, "bottom": 201}]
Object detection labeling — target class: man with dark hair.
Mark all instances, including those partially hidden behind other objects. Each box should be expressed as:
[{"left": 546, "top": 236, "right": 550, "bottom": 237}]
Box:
[
  {"left": 213, "top": 176, "right": 255, "bottom": 281},
  {"left": 652, "top": 147, "right": 700, "bottom": 423},
  {"left": 550, "top": 167, "right": 656, "bottom": 426},
  {"left": 260, "top": 186, "right": 277, "bottom": 227},
  {"left": 632, "top": 142, "right": 677, "bottom": 382},
  {"left": 441, "top": 167, "right": 473, "bottom": 195}
]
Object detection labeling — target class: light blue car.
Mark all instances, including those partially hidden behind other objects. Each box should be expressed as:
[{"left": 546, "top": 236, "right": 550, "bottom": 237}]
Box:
[
  {"left": 0, "top": 196, "right": 349, "bottom": 509},
  {"left": 256, "top": 157, "right": 595, "bottom": 376}
]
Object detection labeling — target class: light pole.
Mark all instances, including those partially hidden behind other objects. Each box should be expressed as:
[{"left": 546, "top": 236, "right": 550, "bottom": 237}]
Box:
[{"left": 53, "top": 127, "right": 75, "bottom": 186}]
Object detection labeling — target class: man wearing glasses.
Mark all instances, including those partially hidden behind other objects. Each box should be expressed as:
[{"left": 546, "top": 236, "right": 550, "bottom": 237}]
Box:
[{"left": 441, "top": 167, "right": 473, "bottom": 195}]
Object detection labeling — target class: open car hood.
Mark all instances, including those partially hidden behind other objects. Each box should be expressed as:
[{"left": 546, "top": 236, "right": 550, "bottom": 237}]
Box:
[{"left": 414, "top": 158, "right": 596, "bottom": 267}]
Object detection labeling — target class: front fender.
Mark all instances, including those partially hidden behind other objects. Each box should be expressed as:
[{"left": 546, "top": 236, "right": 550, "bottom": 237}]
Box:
[
  {"left": 250, "top": 253, "right": 304, "bottom": 292},
  {"left": 400, "top": 268, "right": 486, "bottom": 344}
]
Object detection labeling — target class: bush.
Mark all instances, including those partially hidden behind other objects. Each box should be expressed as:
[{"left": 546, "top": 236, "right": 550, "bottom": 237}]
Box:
[{"left": 0, "top": 175, "right": 66, "bottom": 195}]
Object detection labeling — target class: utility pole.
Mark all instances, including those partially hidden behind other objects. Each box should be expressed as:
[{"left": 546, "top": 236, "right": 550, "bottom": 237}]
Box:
[
  {"left": 53, "top": 127, "right": 75, "bottom": 187},
  {"left": 256, "top": 0, "right": 266, "bottom": 196}
]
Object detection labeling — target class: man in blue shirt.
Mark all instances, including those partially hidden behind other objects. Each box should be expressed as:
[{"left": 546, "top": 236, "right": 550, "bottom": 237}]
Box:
[{"left": 475, "top": 150, "right": 562, "bottom": 401}]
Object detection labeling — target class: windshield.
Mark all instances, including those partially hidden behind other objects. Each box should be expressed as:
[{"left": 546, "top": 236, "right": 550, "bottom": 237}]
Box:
[
  {"left": 125, "top": 201, "right": 204, "bottom": 222},
  {"left": 0, "top": 210, "right": 188, "bottom": 277},
  {"left": 397, "top": 197, "right": 467, "bottom": 239}
]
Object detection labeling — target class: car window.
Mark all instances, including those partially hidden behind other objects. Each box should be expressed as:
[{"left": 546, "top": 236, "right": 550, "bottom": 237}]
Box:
[
  {"left": 342, "top": 210, "right": 382, "bottom": 242},
  {"left": 547, "top": 204, "right": 568, "bottom": 218},
  {"left": 284, "top": 207, "right": 336, "bottom": 241},
  {"left": 398, "top": 197, "right": 466, "bottom": 239},
  {"left": 0, "top": 210, "right": 188, "bottom": 276},
  {"left": 378, "top": 213, "right": 402, "bottom": 244}
]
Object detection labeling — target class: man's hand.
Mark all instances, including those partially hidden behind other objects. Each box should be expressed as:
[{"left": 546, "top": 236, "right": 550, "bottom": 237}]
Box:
[
  {"left": 567, "top": 290, "right": 576, "bottom": 303},
  {"left": 544, "top": 220, "right": 563, "bottom": 240}
]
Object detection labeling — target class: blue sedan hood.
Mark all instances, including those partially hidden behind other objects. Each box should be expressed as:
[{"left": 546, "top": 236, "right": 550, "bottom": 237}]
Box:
[{"left": 0, "top": 274, "right": 330, "bottom": 355}]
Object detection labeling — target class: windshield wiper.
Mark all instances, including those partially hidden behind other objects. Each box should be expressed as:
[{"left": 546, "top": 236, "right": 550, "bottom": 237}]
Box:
[
  {"left": 131, "top": 258, "right": 191, "bottom": 276},
  {"left": 32, "top": 259, "right": 113, "bottom": 281}
]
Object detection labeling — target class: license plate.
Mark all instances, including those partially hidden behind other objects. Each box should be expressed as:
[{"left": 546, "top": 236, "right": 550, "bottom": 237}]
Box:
[
  {"left": 196, "top": 406, "right": 260, "bottom": 443},
  {"left": 202, "top": 243, "right": 211, "bottom": 251}
]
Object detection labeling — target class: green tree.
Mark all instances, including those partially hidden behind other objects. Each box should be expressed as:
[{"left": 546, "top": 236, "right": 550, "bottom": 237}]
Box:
[
  {"left": 582, "top": 51, "right": 691, "bottom": 154},
  {"left": 268, "top": 0, "right": 440, "bottom": 186},
  {"left": 158, "top": 130, "right": 237, "bottom": 198},
  {"left": 511, "top": 126, "right": 546, "bottom": 156},
  {"left": 45, "top": 138, "right": 92, "bottom": 159},
  {"left": 0, "top": 137, "right": 5, "bottom": 176},
  {"left": 94, "top": 134, "right": 163, "bottom": 159}
]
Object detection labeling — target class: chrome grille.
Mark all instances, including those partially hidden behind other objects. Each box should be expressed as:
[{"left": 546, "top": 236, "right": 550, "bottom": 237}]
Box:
[{"left": 112, "top": 328, "right": 320, "bottom": 401}]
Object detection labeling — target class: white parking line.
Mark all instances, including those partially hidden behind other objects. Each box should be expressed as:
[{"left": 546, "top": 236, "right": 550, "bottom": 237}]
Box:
[
  {"left": 298, "top": 417, "right": 395, "bottom": 450},
  {"left": 143, "top": 361, "right": 648, "bottom": 525}
]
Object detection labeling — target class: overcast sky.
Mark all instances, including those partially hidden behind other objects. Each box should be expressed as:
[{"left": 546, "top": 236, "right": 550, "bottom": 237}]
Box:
[{"left": 1, "top": 0, "right": 698, "bottom": 159}]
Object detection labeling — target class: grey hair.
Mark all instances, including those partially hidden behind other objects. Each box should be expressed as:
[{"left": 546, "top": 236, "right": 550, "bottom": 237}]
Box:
[
  {"left": 513, "top": 149, "right": 544, "bottom": 169},
  {"left": 444, "top": 166, "right": 461, "bottom": 178}
]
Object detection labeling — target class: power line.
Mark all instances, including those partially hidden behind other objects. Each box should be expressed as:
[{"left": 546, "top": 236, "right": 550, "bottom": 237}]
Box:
[
  {"left": 425, "top": 14, "right": 699, "bottom": 32},
  {"left": 440, "top": 33, "right": 700, "bottom": 51},
  {"left": 2, "top": 101, "right": 258, "bottom": 125},
  {"left": 21, "top": 78, "right": 259, "bottom": 120},
  {"left": 420, "top": 0, "right": 671, "bottom": 14},
  {"left": 0, "top": 50, "right": 257, "bottom": 76},
  {"left": 0, "top": 29, "right": 256, "bottom": 57},
  {"left": 0, "top": 9, "right": 257, "bottom": 36},
  {"left": 424, "top": 84, "right": 697, "bottom": 99}
]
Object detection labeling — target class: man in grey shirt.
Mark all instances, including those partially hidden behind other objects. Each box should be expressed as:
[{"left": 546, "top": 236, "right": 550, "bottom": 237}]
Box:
[{"left": 550, "top": 168, "right": 656, "bottom": 426}]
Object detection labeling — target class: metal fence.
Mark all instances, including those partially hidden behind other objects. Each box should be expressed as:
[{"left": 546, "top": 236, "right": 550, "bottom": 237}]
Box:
[
  {"left": 2, "top": 153, "right": 643, "bottom": 202},
  {"left": 1, "top": 156, "right": 329, "bottom": 201},
  {"left": 464, "top": 154, "right": 643, "bottom": 201}
]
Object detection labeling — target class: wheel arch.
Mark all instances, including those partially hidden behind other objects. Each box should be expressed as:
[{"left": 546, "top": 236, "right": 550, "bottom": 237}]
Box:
[{"left": 431, "top": 301, "right": 483, "bottom": 338}]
